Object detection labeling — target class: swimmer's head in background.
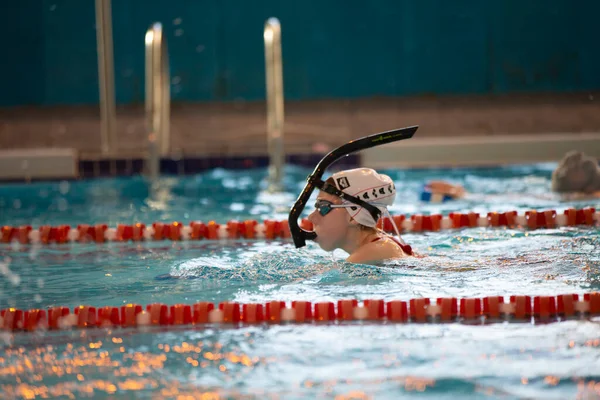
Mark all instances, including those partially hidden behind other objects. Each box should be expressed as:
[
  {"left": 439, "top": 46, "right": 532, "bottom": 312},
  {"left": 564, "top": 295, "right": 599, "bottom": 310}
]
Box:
[
  {"left": 552, "top": 151, "right": 600, "bottom": 193},
  {"left": 420, "top": 181, "right": 465, "bottom": 203},
  {"left": 420, "top": 186, "right": 454, "bottom": 203},
  {"left": 325, "top": 168, "right": 396, "bottom": 227}
]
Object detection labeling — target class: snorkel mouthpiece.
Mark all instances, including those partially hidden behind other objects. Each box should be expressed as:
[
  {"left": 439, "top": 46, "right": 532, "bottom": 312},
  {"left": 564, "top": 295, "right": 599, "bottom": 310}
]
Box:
[{"left": 288, "top": 126, "right": 419, "bottom": 248}]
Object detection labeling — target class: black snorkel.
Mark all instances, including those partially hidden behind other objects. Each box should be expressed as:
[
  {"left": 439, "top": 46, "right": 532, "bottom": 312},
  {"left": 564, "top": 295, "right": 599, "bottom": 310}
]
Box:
[{"left": 288, "top": 126, "right": 419, "bottom": 248}]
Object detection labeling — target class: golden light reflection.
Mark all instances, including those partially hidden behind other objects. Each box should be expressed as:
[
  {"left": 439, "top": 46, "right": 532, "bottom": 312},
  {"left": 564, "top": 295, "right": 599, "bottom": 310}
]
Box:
[
  {"left": 335, "top": 391, "right": 371, "bottom": 399},
  {"left": 20, "top": 387, "right": 35, "bottom": 400},
  {"left": 186, "top": 357, "right": 199, "bottom": 367},
  {"left": 0, "top": 339, "right": 445, "bottom": 398},
  {"left": 118, "top": 378, "right": 151, "bottom": 391},
  {"left": 403, "top": 376, "right": 435, "bottom": 392},
  {"left": 589, "top": 339, "right": 600, "bottom": 347},
  {"left": 1, "top": 342, "right": 171, "bottom": 384},
  {"left": 544, "top": 376, "right": 560, "bottom": 386},
  {"left": 203, "top": 352, "right": 223, "bottom": 361},
  {"left": 240, "top": 355, "right": 253, "bottom": 367},
  {"left": 5, "top": 378, "right": 160, "bottom": 399}
]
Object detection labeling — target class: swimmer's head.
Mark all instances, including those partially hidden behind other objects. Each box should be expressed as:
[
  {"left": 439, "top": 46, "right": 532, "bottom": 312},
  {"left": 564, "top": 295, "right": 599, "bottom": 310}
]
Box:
[
  {"left": 308, "top": 168, "right": 396, "bottom": 251},
  {"left": 328, "top": 168, "right": 396, "bottom": 227},
  {"left": 552, "top": 151, "right": 600, "bottom": 193}
]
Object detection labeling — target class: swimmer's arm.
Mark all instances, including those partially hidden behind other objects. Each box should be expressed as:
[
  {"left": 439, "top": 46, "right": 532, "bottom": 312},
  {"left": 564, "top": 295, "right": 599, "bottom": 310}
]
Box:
[{"left": 427, "top": 181, "right": 466, "bottom": 198}]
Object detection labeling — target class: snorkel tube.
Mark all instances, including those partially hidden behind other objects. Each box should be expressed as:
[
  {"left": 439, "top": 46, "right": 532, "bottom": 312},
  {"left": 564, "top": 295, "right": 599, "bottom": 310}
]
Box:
[{"left": 288, "top": 126, "right": 419, "bottom": 248}]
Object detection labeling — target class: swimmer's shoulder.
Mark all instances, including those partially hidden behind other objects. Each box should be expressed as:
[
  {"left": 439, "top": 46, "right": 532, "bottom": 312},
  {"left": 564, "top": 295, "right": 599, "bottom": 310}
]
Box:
[{"left": 346, "top": 237, "right": 412, "bottom": 264}]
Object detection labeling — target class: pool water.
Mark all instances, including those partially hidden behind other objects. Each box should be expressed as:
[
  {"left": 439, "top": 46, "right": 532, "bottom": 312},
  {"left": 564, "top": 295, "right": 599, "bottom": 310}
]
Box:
[{"left": 1, "top": 163, "right": 600, "bottom": 399}]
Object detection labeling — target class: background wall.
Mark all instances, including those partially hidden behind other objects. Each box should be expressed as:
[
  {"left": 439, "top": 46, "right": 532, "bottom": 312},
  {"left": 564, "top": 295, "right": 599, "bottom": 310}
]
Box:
[{"left": 1, "top": 0, "right": 599, "bottom": 107}]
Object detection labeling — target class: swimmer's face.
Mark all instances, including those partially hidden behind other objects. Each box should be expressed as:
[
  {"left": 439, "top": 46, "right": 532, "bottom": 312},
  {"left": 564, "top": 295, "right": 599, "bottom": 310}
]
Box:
[
  {"left": 307, "top": 191, "right": 351, "bottom": 251},
  {"left": 552, "top": 151, "right": 600, "bottom": 193}
]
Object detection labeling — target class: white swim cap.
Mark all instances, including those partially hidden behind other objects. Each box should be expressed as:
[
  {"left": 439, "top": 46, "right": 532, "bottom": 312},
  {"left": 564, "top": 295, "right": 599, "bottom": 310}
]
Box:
[{"left": 329, "top": 168, "right": 396, "bottom": 227}]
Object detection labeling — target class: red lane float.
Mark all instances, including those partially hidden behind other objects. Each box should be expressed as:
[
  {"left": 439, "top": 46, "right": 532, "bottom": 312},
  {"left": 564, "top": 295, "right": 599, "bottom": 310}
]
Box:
[
  {"left": 1, "top": 208, "right": 596, "bottom": 245},
  {"left": 2, "top": 292, "right": 599, "bottom": 333}
]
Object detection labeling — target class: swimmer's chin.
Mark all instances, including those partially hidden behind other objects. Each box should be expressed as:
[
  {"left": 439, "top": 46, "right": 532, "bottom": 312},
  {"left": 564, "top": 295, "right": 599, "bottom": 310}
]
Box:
[
  {"left": 313, "top": 236, "right": 336, "bottom": 252},
  {"left": 311, "top": 233, "right": 327, "bottom": 249},
  {"left": 311, "top": 231, "right": 320, "bottom": 243}
]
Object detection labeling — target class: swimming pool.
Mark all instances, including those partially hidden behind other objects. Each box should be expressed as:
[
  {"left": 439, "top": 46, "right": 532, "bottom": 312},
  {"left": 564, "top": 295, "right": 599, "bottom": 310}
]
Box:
[{"left": 1, "top": 163, "right": 600, "bottom": 399}]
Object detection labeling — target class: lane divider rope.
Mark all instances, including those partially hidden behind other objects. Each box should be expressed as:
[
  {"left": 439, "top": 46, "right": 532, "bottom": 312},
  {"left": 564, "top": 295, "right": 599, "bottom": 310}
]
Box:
[
  {"left": 2, "top": 292, "right": 599, "bottom": 332},
  {"left": 1, "top": 207, "right": 597, "bottom": 245}
]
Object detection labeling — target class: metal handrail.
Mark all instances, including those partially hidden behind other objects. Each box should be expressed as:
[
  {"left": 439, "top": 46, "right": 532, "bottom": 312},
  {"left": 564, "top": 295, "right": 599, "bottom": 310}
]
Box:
[
  {"left": 145, "top": 22, "right": 170, "bottom": 181},
  {"left": 95, "top": 0, "right": 117, "bottom": 156},
  {"left": 264, "top": 18, "right": 285, "bottom": 192}
]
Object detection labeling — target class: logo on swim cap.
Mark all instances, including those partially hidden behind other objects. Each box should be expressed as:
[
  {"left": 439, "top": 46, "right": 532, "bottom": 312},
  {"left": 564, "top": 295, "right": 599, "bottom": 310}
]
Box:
[{"left": 336, "top": 177, "right": 350, "bottom": 189}]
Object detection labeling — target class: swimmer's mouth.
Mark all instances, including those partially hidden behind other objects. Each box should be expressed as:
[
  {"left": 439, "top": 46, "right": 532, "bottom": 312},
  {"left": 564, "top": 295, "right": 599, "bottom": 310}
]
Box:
[{"left": 288, "top": 126, "right": 418, "bottom": 248}]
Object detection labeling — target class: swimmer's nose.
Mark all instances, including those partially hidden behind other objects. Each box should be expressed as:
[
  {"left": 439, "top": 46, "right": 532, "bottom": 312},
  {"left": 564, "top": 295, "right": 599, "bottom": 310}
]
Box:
[{"left": 307, "top": 209, "right": 318, "bottom": 225}]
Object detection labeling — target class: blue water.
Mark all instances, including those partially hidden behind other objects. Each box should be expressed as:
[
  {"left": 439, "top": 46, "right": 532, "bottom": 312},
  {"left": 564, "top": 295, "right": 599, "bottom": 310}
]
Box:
[
  {"left": 1, "top": 163, "right": 597, "bottom": 227},
  {"left": 1, "top": 164, "right": 600, "bottom": 399}
]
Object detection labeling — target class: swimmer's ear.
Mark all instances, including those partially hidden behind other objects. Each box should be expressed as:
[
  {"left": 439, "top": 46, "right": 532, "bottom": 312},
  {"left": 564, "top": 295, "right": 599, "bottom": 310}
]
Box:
[{"left": 348, "top": 216, "right": 360, "bottom": 226}]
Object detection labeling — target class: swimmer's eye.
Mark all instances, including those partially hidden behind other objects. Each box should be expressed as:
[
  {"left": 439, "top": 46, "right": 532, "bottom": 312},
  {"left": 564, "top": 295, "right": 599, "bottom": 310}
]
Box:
[
  {"left": 315, "top": 200, "right": 334, "bottom": 216},
  {"left": 314, "top": 200, "right": 357, "bottom": 216}
]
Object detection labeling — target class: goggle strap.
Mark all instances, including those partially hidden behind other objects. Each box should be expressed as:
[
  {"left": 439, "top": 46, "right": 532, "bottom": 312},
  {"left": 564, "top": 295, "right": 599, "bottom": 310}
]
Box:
[{"left": 314, "top": 179, "right": 382, "bottom": 222}]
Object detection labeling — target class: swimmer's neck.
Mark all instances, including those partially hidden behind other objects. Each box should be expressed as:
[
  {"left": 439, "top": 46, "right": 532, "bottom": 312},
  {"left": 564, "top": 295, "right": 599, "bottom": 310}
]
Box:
[{"left": 340, "top": 228, "right": 380, "bottom": 255}]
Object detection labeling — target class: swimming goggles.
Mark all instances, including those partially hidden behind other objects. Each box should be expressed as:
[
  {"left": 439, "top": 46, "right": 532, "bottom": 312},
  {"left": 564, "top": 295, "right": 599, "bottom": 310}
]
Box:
[{"left": 314, "top": 199, "right": 357, "bottom": 216}]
